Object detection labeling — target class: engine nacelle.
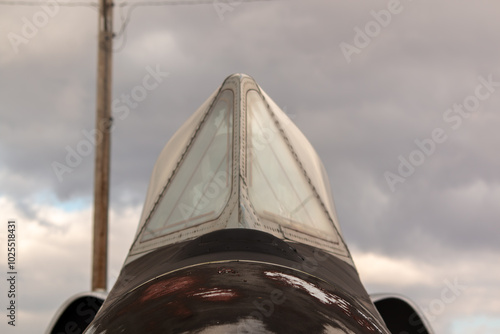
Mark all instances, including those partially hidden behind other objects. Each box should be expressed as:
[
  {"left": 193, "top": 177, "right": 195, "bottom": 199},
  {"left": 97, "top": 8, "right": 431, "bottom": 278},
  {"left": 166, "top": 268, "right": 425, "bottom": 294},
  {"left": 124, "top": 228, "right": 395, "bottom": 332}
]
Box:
[
  {"left": 45, "top": 291, "right": 106, "bottom": 334},
  {"left": 371, "top": 294, "right": 434, "bottom": 334}
]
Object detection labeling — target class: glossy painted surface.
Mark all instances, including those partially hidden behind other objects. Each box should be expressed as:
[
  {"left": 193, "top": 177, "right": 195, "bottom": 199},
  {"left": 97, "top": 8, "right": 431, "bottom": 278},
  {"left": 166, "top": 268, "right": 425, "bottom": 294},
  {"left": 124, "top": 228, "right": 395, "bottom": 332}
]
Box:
[{"left": 85, "top": 229, "right": 388, "bottom": 334}]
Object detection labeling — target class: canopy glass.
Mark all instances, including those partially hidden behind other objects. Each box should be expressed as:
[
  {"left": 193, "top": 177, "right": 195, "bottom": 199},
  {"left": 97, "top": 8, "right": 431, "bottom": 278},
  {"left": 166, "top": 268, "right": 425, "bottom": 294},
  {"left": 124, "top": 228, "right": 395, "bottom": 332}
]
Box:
[
  {"left": 141, "top": 90, "right": 234, "bottom": 242},
  {"left": 246, "top": 90, "right": 338, "bottom": 239}
]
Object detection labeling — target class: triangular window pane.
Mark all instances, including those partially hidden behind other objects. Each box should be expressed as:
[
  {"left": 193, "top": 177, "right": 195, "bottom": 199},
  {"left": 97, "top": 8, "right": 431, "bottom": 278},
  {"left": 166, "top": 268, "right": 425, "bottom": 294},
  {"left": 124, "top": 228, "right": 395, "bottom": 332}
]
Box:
[
  {"left": 141, "top": 90, "right": 233, "bottom": 242},
  {"left": 246, "top": 90, "right": 337, "bottom": 239}
]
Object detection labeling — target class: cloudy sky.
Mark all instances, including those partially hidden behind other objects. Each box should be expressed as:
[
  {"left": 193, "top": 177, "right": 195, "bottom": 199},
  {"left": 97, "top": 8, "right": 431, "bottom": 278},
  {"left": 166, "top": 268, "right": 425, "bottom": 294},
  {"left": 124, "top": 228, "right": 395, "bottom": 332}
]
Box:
[{"left": 1, "top": 0, "right": 500, "bottom": 333}]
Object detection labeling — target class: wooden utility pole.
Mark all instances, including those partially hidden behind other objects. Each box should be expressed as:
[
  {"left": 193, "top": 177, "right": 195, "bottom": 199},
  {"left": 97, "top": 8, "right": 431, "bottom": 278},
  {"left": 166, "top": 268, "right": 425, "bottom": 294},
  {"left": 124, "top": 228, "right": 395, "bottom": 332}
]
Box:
[{"left": 92, "top": 0, "right": 113, "bottom": 292}]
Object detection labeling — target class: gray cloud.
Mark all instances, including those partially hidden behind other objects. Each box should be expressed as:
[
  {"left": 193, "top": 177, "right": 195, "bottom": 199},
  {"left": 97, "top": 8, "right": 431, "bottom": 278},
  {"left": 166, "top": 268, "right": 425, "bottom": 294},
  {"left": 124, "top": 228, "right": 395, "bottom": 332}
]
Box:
[{"left": 1, "top": 0, "right": 500, "bottom": 333}]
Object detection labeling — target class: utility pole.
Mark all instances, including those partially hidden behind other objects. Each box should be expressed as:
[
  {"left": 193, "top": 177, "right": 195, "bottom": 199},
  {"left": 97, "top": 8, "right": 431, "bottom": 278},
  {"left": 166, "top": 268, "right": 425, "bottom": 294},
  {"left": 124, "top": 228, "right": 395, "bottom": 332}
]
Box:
[{"left": 92, "top": 0, "right": 113, "bottom": 292}]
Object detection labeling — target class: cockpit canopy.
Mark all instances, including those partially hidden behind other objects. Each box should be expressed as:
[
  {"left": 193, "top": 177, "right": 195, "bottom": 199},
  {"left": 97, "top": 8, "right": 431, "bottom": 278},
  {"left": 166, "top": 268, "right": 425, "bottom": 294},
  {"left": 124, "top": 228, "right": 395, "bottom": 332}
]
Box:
[{"left": 129, "top": 74, "right": 350, "bottom": 263}]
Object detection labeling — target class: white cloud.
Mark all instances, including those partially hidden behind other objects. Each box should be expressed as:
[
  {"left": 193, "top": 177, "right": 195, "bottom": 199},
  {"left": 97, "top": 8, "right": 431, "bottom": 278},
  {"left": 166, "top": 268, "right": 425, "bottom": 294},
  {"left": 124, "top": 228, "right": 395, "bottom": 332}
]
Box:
[
  {"left": 352, "top": 250, "right": 434, "bottom": 287},
  {"left": 0, "top": 196, "right": 140, "bottom": 334},
  {"left": 351, "top": 248, "right": 500, "bottom": 334}
]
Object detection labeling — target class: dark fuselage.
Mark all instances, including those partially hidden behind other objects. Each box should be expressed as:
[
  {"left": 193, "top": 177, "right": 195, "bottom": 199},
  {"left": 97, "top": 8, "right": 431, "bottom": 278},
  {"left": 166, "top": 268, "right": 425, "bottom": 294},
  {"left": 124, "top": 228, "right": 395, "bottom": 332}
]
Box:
[{"left": 88, "top": 229, "right": 386, "bottom": 333}]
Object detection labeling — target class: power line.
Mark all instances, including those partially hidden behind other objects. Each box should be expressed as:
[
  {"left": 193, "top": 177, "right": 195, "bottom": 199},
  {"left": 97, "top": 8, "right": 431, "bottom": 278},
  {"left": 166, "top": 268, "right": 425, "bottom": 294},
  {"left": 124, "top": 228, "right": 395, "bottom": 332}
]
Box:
[
  {"left": 0, "top": 0, "right": 97, "bottom": 6},
  {"left": 119, "top": 0, "right": 274, "bottom": 6},
  {"left": 0, "top": 0, "right": 273, "bottom": 6}
]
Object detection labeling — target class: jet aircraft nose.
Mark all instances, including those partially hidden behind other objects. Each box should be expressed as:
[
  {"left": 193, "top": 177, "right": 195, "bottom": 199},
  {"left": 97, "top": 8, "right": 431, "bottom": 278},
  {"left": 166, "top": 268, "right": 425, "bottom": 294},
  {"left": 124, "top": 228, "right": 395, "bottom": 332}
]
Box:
[{"left": 82, "top": 74, "right": 391, "bottom": 334}]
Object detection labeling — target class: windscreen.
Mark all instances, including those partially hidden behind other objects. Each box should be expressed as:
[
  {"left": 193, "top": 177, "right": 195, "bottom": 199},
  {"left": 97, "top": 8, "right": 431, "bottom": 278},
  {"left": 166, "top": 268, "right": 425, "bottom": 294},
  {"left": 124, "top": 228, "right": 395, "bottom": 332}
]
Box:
[
  {"left": 141, "top": 90, "right": 234, "bottom": 242},
  {"left": 246, "top": 90, "right": 338, "bottom": 241}
]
